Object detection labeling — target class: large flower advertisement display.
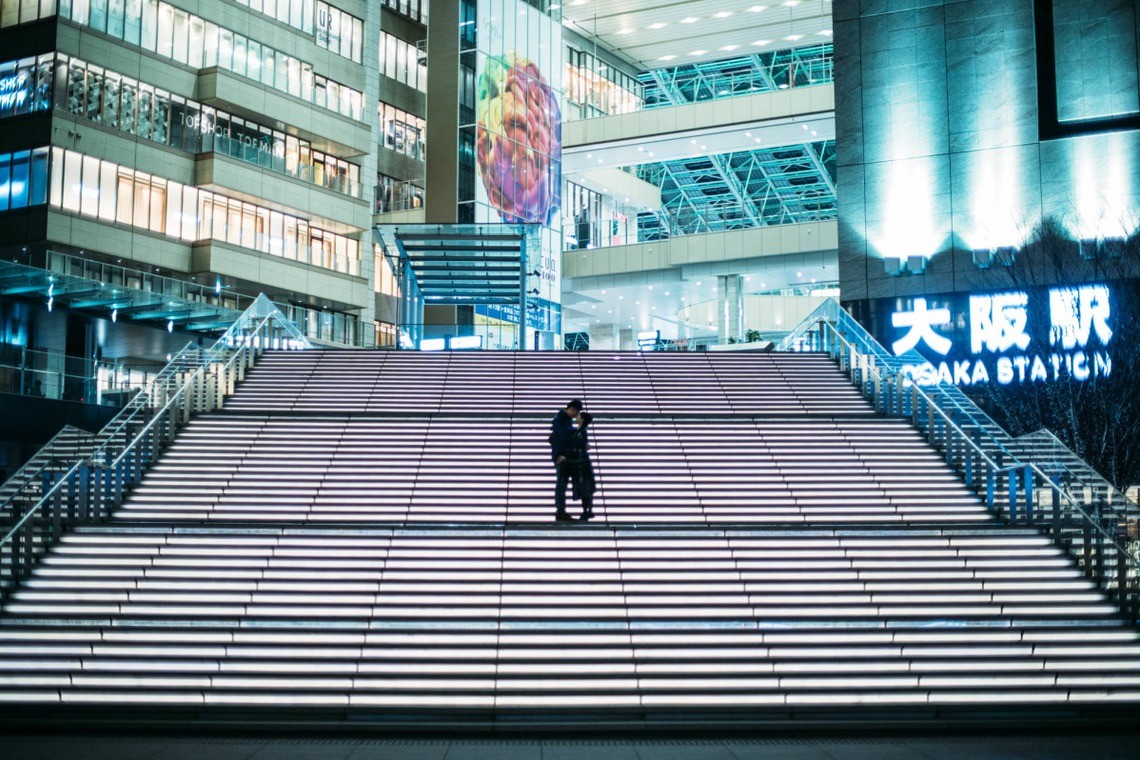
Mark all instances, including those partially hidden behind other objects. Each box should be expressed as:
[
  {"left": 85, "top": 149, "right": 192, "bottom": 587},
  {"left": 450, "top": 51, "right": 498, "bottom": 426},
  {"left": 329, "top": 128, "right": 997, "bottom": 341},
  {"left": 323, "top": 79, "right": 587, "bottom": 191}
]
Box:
[{"left": 476, "top": 52, "right": 562, "bottom": 225}]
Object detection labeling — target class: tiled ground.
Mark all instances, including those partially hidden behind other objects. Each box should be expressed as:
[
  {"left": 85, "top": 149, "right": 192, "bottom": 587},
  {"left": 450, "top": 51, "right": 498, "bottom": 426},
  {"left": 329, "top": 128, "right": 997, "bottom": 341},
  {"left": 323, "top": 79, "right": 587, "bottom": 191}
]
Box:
[{"left": 1, "top": 732, "right": 1138, "bottom": 760}]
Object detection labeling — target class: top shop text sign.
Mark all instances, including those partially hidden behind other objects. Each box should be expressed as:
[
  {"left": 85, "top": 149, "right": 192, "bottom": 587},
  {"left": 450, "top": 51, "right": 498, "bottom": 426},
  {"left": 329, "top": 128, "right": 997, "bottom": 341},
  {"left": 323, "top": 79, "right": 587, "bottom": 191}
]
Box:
[{"left": 889, "top": 284, "right": 1114, "bottom": 387}]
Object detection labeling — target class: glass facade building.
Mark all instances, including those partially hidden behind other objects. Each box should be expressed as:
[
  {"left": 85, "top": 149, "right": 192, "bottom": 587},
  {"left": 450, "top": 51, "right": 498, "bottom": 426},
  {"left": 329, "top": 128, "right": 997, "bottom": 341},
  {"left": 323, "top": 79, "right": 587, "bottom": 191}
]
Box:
[{"left": 0, "top": 0, "right": 381, "bottom": 386}]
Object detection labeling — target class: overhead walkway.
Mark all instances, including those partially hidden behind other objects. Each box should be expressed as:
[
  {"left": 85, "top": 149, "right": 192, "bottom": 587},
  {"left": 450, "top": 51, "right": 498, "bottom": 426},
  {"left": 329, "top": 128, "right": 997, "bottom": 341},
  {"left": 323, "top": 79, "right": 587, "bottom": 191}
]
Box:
[
  {"left": 0, "top": 351, "right": 1137, "bottom": 730},
  {"left": 563, "top": 86, "right": 835, "bottom": 173},
  {"left": 563, "top": 220, "right": 836, "bottom": 289}
]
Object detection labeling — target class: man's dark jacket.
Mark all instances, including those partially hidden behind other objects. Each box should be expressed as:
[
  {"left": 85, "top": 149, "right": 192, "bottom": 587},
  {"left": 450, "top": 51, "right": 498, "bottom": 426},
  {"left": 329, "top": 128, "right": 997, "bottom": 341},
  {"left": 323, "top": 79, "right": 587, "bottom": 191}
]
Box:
[{"left": 549, "top": 409, "right": 576, "bottom": 462}]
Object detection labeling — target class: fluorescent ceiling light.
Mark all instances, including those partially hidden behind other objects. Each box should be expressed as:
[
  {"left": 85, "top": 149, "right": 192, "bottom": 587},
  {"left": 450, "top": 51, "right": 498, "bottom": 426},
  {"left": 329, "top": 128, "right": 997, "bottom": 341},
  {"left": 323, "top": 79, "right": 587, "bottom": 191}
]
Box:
[
  {"left": 819, "top": 29, "right": 833, "bottom": 36},
  {"left": 648, "top": 22, "right": 667, "bottom": 29},
  {"left": 721, "top": 45, "right": 739, "bottom": 51},
  {"left": 752, "top": 39, "right": 771, "bottom": 46},
  {"left": 748, "top": 5, "right": 767, "bottom": 11},
  {"left": 714, "top": 11, "right": 732, "bottom": 18},
  {"left": 681, "top": 16, "right": 699, "bottom": 23},
  {"left": 617, "top": 28, "right": 633, "bottom": 34},
  {"left": 785, "top": 33, "right": 803, "bottom": 41},
  {"left": 658, "top": 54, "right": 676, "bottom": 60},
  {"left": 690, "top": 50, "right": 708, "bottom": 55}
]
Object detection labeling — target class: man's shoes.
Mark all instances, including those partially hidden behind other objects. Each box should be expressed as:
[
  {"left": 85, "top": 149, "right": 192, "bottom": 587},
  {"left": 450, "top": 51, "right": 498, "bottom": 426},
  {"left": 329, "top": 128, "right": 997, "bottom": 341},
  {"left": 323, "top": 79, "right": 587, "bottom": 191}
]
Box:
[
  {"left": 555, "top": 512, "right": 573, "bottom": 522},
  {"left": 578, "top": 511, "right": 593, "bottom": 521}
]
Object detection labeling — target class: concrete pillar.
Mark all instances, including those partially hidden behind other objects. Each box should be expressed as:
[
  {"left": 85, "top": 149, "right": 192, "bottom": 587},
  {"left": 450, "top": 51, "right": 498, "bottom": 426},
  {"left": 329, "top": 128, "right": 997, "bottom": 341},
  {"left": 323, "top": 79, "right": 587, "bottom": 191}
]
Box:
[
  {"left": 717, "top": 274, "right": 744, "bottom": 344},
  {"left": 589, "top": 323, "right": 620, "bottom": 351},
  {"left": 619, "top": 328, "right": 635, "bottom": 351}
]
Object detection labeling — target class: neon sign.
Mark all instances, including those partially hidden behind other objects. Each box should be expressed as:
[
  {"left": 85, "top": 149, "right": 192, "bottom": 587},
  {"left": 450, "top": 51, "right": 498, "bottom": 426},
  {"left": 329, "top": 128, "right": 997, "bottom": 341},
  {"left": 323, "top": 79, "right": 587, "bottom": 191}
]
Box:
[
  {"left": 891, "top": 297, "right": 952, "bottom": 355},
  {"left": 0, "top": 72, "right": 30, "bottom": 114},
  {"left": 892, "top": 284, "right": 1114, "bottom": 387}
]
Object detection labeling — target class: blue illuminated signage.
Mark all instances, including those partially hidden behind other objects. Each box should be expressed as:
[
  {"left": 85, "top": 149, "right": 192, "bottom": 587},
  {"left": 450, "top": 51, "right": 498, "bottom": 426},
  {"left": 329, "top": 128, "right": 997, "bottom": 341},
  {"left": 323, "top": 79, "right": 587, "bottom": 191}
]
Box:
[
  {"left": 890, "top": 284, "right": 1114, "bottom": 387},
  {"left": 891, "top": 298, "right": 951, "bottom": 355},
  {"left": 0, "top": 72, "right": 30, "bottom": 115}
]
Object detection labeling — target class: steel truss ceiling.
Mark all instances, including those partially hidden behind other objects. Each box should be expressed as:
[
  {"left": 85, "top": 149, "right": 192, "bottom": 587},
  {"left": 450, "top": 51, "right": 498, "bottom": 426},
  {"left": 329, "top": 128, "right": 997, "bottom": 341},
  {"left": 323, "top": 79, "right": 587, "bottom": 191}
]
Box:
[
  {"left": 626, "top": 46, "right": 837, "bottom": 240},
  {"left": 637, "top": 141, "right": 837, "bottom": 239},
  {"left": 640, "top": 44, "right": 834, "bottom": 108}
]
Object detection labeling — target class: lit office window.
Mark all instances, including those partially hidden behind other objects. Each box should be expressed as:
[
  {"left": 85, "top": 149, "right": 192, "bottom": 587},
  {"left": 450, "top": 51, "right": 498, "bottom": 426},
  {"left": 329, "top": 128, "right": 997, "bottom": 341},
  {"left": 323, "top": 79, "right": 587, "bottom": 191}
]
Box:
[
  {"left": 49, "top": 147, "right": 363, "bottom": 275},
  {"left": 53, "top": 0, "right": 364, "bottom": 120},
  {"left": 0, "top": 147, "right": 49, "bottom": 211},
  {"left": 379, "top": 31, "right": 427, "bottom": 92},
  {"left": 378, "top": 102, "right": 426, "bottom": 160},
  {"left": 381, "top": 0, "right": 426, "bottom": 24},
  {"left": 564, "top": 46, "right": 642, "bottom": 119},
  {"left": 373, "top": 245, "right": 402, "bottom": 297},
  {"left": 0, "top": 54, "right": 54, "bottom": 119},
  {"left": 316, "top": 2, "right": 363, "bottom": 63},
  {"left": 234, "top": 0, "right": 312, "bottom": 34},
  {"left": 374, "top": 320, "right": 397, "bottom": 347},
  {"left": 54, "top": 55, "right": 362, "bottom": 197},
  {"left": 375, "top": 172, "right": 423, "bottom": 213},
  {"left": 0, "top": 0, "right": 58, "bottom": 27}
]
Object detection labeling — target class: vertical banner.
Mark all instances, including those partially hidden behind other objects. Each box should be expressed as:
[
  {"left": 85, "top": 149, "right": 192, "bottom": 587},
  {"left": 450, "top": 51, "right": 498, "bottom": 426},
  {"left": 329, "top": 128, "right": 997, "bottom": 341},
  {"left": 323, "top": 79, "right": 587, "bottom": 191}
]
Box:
[{"left": 474, "top": 0, "right": 563, "bottom": 341}]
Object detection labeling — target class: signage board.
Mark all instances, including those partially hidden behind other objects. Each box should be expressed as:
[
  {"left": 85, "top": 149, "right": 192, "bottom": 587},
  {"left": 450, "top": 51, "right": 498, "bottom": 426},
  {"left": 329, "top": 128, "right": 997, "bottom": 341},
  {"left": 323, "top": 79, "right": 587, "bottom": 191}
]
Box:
[{"left": 886, "top": 284, "right": 1115, "bottom": 387}]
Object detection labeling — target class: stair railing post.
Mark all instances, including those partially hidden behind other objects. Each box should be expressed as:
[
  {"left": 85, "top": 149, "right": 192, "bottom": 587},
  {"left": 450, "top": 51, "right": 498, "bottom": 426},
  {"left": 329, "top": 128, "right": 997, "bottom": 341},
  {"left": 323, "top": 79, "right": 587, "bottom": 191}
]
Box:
[
  {"left": 1023, "top": 465, "right": 1034, "bottom": 524},
  {"left": 1082, "top": 520, "right": 1094, "bottom": 580},
  {"left": 77, "top": 464, "right": 90, "bottom": 523},
  {"left": 181, "top": 383, "right": 192, "bottom": 425},
  {"left": 945, "top": 411, "right": 955, "bottom": 466},
  {"left": 1007, "top": 467, "right": 1019, "bottom": 523},
  {"left": 873, "top": 368, "right": 882, "bottom": 413},
  {"left": 926, "top": 398, "right": 935, "bottom": 445},
  {"left": 67, "top": 469, "right": 79, "bottom": 524},
  {"left": 216, "top": 360, "right": 224, "bottom": 407},
  {"left": 1114, "top": 527, "right": 1129, "bottom": 612},
  {"left": 964, "top": 434, "right": 974, "bottom": 487},
  {"left": 985, "top": 462, "right": 995, "bottom": 511},
  {"left": 112, "top": 459, "right": 124, "bottom": 507},
  {"left": 19, "top": 516, "right": 32, "bottom": 581},
  {"left": 92, "top": 465, "right": 105, "bottom": 519},
  {"left": 197, "top": 370, "right": 208, "bottom": 414},
  {"left": 1094, "top": 501, "right": 1106, "bottom": 588},
  {"left": 204, "top": 367, "right": 216, "bottom": 413},
  {"left": 50, "top": 474, "right": 62, "bottom": 540},
  {"left": 1051, "top": 480, "right": 1062, "bottom": 537}
]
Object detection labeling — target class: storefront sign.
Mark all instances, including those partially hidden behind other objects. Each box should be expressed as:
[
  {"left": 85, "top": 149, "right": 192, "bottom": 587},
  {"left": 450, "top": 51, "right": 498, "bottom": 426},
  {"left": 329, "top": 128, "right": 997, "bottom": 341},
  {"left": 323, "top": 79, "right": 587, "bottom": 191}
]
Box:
[
  {"left": 891, "top": 285, "right": 1114, "bottom": 387},
  {"left": 0, "top": 72, "right": 30, "bottom": 114}
]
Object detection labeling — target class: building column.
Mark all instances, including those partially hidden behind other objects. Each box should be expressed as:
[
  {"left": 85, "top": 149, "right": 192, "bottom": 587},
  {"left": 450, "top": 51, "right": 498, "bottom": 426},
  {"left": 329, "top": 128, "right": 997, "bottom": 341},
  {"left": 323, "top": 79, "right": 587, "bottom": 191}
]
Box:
[
  {"left": 717, "top": 274, "right": 744, "bottom": 344},
  {"left": 589, "top": 322, "right": 620, "bottom": 351}
]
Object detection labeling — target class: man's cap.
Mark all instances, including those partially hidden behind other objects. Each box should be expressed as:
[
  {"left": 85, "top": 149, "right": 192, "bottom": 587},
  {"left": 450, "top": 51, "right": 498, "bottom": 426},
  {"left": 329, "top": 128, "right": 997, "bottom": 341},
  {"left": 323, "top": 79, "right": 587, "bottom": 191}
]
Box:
[{"left": 567, "top": 399, "right": 584, "bottom": 410}]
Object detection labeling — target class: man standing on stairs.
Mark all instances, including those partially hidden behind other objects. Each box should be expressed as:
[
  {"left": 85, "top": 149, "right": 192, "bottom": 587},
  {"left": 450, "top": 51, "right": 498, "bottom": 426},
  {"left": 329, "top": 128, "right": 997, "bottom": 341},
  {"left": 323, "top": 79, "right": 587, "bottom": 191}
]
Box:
[{"left": 550, "top": 399, "right": 596, "bottom": 521}]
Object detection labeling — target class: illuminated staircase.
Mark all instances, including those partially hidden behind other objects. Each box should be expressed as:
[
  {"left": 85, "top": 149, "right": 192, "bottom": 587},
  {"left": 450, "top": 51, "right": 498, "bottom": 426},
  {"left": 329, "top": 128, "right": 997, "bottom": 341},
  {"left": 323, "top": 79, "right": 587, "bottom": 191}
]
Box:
[{"left": 0, "top": 351, "right": 1137, "bottom": 729}]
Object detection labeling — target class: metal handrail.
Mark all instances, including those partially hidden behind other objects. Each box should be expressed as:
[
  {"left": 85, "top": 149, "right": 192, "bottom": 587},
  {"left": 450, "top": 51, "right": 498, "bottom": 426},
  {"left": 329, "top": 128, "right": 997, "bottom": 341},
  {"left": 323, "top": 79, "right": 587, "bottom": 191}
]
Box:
[
  {"left": 0, "top": 345, "right": 202, "bottom": 518},
  {"left": 782, "top": 311, "right": 1139, "bottom": 621},
  {"left": 0, "top": 296, "right": 304, "bottom": 516},
  {"left": 0, "top": 426, "right": 96, "bottom": 511},
  {"left": 1012, "top": 428, "right": 1140, "bottom": 518},
  {"left": 779, "top": 299, "right": 1020, "bottom": 462},
  {"left": 0, "top": 295, "right": 309, "bottom": 596}
]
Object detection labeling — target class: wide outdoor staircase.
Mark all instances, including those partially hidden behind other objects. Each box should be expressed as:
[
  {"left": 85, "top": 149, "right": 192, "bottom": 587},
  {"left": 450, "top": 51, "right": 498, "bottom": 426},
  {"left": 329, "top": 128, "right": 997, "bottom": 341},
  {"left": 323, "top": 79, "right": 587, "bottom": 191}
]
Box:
[{"left": 0, "top": 351, "right": 1137, "bottom": 729}]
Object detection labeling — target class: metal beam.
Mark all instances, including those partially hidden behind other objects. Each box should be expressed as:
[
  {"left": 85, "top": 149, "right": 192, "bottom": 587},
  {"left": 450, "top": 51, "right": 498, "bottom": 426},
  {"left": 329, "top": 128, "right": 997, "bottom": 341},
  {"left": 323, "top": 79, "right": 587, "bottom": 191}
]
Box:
[
  {"left": 804, "top": 141, "right": 837, "bottom": 199},
  {"left": 708, "top": 154, "right": 762, "bottom": 227},
  {"left": 748, "top": 53, "right": 779, "bottom": 92},
  {"left": 649, "top": 69, "right": 683, "bottom": 106}
]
